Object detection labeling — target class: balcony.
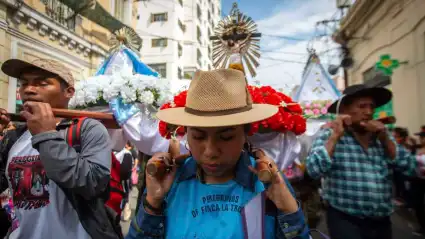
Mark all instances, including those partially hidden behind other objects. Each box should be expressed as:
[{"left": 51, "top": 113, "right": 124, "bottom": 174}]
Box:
[
  {"left": 178, "top": 44, "right": 183, "bottom": 57},
  {"left": 197, "top": 4, "right": 202, "bottom": 21},
  {"left": 197, "top": 49, "right": 202, "bottom": 67},
  {"left": 178, "top": 19, "right": 186, "bottom": 32},
  {"left": 43, "top": 0, "right": 76, "bottom": 31}
]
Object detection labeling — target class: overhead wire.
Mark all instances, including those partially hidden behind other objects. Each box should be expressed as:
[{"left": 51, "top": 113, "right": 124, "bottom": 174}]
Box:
[{"left": 134, "top": 1, "right": 347, "bottom": 67}]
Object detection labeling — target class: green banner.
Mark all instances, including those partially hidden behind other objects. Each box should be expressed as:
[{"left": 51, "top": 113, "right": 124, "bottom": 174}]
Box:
[{"left": 373, "top": 100, "right": 394, "bottom": 129}]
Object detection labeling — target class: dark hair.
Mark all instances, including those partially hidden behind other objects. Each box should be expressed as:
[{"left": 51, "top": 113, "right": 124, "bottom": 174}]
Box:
[
  {"left": 56, "top": 76, "right": 70, "bottom": 91},
  {"left": 394, "top": 127, "right": 408, "bottom": 138}
]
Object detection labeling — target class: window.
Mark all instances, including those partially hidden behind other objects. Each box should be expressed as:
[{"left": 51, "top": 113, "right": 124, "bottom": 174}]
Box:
[
  {"left": 197, "top": 49, "right": 202, "bottom": 66},
  {"left": 363, "top": 67, "right": 391, "bottom": 87},
  {"left": 208, "top": 45, "right": 211, "bottom": 57},
  {"left": 152, "top": 38, "right": 168, "bottom": 47},
  {"left": 197, "top": 26, "right": 202, "bottom": 43},
  {"left": 208, "top": 11, "right": 211, "bottom": 22},
  {"left": 178, "top": 44, "right": 183, "bottom": 57},
  {"left": 197, "top": 4, "right": 202, "bottom": 20},
  {"left": 43, "top": 0, "right": 76, "bottom": 30},
  {"left": 178, "top": 0, "right": 183, "bottom": 6},
  {"left": 208, "top": 28, "right": 212, "bottom": 39},
  {"left": 151, "top": 13, "right": 168, "bottom": 22},
  {"left": 114, "top": 0, "right": 125, "bottom": 21},
  {"left": 149, "top": 63, "right": 167, "bottom": 78},
  {"left": 178, "top": 19, "right": 186, "bottom": 32},
  {"left": 178, "top": 67, "right": 182, "bottom": 79},
  {"left": 184, "top": 71, "right": 194, "bottom": 79}
]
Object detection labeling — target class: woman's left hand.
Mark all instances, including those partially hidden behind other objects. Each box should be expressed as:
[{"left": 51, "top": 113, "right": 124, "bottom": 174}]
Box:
[{"left": 249, "top": 149, "right": 299, "bottom": 214}]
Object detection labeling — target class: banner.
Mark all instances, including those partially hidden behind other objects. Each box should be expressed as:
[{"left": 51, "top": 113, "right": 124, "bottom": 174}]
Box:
[
  {"left": 373, "top": 86, "right": 394, "bottom": 129},
  {"left": 373, "top": 100, "right": 394, "bottom": 129}
]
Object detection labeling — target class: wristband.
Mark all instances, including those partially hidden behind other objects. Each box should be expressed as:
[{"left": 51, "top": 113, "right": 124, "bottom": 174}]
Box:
[{"left": 143, "top": 194, "right": 164, "bottom": 214}]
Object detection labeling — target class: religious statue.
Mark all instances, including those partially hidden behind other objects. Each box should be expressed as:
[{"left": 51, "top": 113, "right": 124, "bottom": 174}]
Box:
[{"left": 210, "top": 3, "right": 261, "bottom": 77}]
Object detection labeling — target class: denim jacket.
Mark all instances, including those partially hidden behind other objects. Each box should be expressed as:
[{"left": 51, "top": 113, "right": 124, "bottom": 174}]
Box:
[{"left": 126, "top": 153, "right": 309, "bottom": 239}]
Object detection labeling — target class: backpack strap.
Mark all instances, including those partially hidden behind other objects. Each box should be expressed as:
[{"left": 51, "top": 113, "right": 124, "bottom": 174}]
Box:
[
  {"left": 66, "top": 117, "right": 87, "bottom": 153},
  {"left": 59, "top": 117, "right": 123, "bottom": 239}
]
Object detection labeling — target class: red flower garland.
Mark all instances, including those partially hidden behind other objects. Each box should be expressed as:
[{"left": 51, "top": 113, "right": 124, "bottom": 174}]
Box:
[{"left": 158, "top": 87, "right": 306, "bottom": 139}]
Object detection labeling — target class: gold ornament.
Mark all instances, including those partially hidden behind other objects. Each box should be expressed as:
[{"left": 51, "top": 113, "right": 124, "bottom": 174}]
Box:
[
  {"left": 109, "top": 26, "right": 142, "bottom": 54},
  {"left": 212, "top": 3, "right": 261, "bottom": 77}
]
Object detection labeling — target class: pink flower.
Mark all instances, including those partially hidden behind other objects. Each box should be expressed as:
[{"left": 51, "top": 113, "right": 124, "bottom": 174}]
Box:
[
  {"left": 313, "top": 103, "right": 320, "bottom": 108},
  {"left": 304, "top": 109, "right": 313, "bottom": 115},
  {"left": 313, "top": 109, "right": 320, "bottom": 115},
  {"left": 304, "top": 102, "right": 311, "bottom": 109},
  {"left": 321, "top": 107, "right": 328, "bottom": 114},
  {"left": 326, "top": 102, "right": 332, "bottom": 108}
]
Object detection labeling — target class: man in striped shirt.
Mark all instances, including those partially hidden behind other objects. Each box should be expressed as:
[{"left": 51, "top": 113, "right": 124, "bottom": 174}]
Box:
[{"left": 306, "top": 84, "right": 416, "bottom": 239}]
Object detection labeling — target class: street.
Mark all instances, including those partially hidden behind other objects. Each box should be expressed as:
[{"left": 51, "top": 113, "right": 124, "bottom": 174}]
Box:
[
  {"left": 121, "top": 187, "right": 425, "bottom": 239},
  {"left": 313, "top": 207, "right": 425, "bottom": 239}
]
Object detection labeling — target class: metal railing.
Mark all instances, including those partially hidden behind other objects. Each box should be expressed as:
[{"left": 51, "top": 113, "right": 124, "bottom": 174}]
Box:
[{"left": 42, "top": 0, "right": 76, "bottom": 31}]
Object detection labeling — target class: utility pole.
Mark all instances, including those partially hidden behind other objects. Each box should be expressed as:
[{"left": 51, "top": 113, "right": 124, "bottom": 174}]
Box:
[{"left": 314, "top": 1, "right": 352, "bottom": 88}]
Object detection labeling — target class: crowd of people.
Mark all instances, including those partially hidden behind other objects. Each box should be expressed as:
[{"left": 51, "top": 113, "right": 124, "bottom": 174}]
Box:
[
  {"left": 0, "top": 58, "right": 309, "bottom": 239},
  {"left": 0, "top": 57, "right": 425, "bottom": 239},
  {"left": 391, "top": 126, "right": 425, "bottom": 236}
]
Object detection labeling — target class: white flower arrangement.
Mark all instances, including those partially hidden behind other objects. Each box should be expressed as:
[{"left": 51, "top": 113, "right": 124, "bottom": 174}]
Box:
[{"left": 69, "top": 65, "right": 173, "bottom": 110}]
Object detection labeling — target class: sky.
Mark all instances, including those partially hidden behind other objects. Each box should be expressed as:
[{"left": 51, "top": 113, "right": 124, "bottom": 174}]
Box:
[{"left": 221, "top": 0, "right": 345, "bottom": 93}]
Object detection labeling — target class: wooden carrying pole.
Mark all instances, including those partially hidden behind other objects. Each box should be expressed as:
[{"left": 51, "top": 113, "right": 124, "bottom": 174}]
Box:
[{"left": 8, "top": 108, "right": 120, "bottom": 129}]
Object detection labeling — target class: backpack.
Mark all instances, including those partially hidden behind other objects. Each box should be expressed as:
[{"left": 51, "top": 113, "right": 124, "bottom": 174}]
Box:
[
  {"left": 66, "top": 117, "right": 127, "bottom": 217},
  {"left": 0, "top": 119, "right": 123, "bottom": 239}
]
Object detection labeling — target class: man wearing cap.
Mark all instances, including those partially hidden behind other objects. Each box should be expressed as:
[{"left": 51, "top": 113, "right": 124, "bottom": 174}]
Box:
[
  {"left": 0, "top": 59, "right": 118, "bottom": 238},
  {"left": 306, "top": 84, "right": 417, "bottom": 239}
]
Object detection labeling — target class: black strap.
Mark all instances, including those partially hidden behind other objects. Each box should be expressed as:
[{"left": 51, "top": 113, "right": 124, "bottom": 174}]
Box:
[
  {"left": 110, "top": 187, "right": 126, "bottom": 196},
  {"left": 60, "top": 118, "right": 122, "bottom": 239}
]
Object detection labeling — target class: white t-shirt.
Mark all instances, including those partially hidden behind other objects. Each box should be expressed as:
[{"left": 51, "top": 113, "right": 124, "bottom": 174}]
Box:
[{"left": 6, "top": 131, "right": 90, "bottom": 239}]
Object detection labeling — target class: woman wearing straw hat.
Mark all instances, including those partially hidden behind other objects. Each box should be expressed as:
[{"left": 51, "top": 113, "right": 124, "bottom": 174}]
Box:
[{"left": 122, "top": 69, "right": 309, "bottom": 239}]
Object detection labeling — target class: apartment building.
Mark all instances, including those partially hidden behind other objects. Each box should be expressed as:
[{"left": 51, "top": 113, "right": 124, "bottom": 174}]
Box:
[
  {"left": 135, "top": 0, "right": 221, "bottom": 86},
  {"left": 0, "top": 0, "right": 135, "bottom": 113},
  {"left": 183, "top": 0, "right": 221, "bottom": 79}
]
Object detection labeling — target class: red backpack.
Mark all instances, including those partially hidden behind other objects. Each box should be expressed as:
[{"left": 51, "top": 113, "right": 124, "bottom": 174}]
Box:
[{"left": 66, "top": 117, "right": 125, "bottom": 217}]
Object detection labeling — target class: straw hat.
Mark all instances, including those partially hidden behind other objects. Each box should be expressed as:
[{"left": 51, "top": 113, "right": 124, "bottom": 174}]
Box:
[{"left": 157, "top": 69, "right": 278, "bottom": 127}]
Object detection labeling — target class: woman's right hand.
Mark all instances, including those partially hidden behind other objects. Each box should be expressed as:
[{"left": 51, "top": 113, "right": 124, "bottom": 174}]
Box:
[{"left": 145, "top": 152, "right": 178, "bottom": 209}]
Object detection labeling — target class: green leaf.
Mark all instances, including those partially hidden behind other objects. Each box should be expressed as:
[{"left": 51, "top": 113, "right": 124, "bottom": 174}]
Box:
[
  {"left": 391, "top": 60, "right": 400, "bottom": 68},
  {"left": 380, "top": 54, "right": 391, "bottom": 60},
  {"left": 375, "top": 63, "right": 384, "bottom": 70},
  {"left": 383, "top": 68, "right": 393, "bottom": 76}
]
